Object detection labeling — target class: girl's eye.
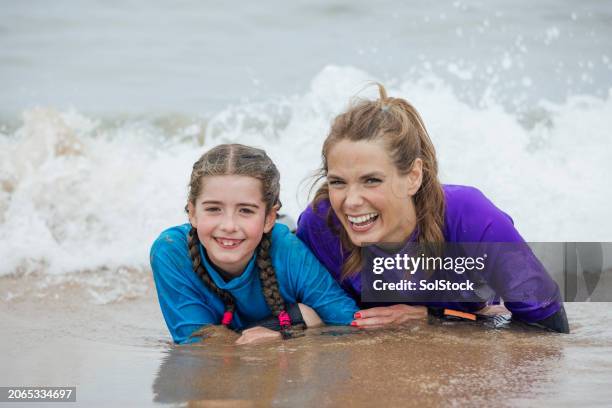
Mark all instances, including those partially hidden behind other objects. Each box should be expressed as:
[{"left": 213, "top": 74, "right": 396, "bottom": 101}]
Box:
[
  {"left": 239, "top": 208, "right": 255, "bottom": 214},
  {"left": 204, "top": 207, "right": 220, "bottom": 213}
]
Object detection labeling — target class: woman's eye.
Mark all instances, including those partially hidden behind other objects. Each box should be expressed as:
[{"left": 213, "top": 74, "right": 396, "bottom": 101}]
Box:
[
  {"left": 365, "top": 178, "right": 382, "bottom": 185},
  {"left": 328, "top": 180, "right": 345, "bottom": 187}
]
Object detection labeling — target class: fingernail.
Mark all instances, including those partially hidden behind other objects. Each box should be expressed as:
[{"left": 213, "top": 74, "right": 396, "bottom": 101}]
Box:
[
  {"left": 351, "top": 321, "right": 358, "bottom": 326},
  {"left": 354, "top": 312, "right": 362, "bottom": 319}
]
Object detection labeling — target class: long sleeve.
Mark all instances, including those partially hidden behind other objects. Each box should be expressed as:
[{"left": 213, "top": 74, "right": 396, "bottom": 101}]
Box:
[
  {"left": 446, "top": 185, "right": 563, "bottom": 323},
  {"left": 273, "top": 225, "right": 359, "bottom": 325},
  {"left": 150, "top": 228, "right": 217, "bottom": 344}
]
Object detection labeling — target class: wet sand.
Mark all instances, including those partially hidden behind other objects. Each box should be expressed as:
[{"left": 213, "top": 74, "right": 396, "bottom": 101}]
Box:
[{"left": 2, "top": 274, "right": 612, "bottom": 407}]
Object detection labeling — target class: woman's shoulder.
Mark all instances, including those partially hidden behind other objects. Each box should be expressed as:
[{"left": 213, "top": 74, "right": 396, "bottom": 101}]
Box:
[
  {"left": 442, "top": 184, "right": 517, "bottom": 241},
  {"left": 298, "top": 199, "right": 332, "bottom": 226},
  {"left": 443, "top": 184, "right": 507, "bottom": 216}
]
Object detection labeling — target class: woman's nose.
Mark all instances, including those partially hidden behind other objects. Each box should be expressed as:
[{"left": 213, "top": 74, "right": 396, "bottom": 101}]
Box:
[{"left": 344, "top": 185, "right": 365, "bottom": 209}]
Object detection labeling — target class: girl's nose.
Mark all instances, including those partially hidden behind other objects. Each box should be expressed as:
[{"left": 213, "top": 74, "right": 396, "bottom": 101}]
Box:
[{"left": 220, "top": 214, "right": 239, "bottom": 232}]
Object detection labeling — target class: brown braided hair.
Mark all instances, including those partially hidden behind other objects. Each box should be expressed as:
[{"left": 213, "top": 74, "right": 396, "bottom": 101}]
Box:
[
  {"left": 186, "top": 144, "right": 298, "bottom": 339},
  {"left": 312, "top": 83, "right": 446, "bottom": 280}
]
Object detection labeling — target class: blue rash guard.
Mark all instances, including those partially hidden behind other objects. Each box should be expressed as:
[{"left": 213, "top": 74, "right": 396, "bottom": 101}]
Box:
[{"left": 150, "top": 223, "right": 359, "bottom": 344}]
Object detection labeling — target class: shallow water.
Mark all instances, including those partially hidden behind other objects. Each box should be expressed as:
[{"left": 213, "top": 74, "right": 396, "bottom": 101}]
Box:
[{"left": 2, "top": 282, "right": 611, "bottom": 407}]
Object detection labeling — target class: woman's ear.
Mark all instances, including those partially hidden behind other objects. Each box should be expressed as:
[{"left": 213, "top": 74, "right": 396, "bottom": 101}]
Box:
[
  {"left": 263, "top": 204, "right": 279, "bottom": 233},
  {"left": 406, "top": 158, "right": 423, "bottom": 195},
  {"left": 187, "top": 202, "right": 197, "bottom": 228}
]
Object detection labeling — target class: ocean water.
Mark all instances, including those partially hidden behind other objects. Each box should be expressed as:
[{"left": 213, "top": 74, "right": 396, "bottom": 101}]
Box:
[{"left": 1, "top": 1, "right": 611, "bottom": 285}]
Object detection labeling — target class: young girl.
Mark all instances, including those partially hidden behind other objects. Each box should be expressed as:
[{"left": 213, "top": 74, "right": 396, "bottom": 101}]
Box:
[
  {"left": 150, "top": 144, "right": 358, "bottom": 344},
  {"left": 297, "top": 83, "right": 569, "bottom": 333}
]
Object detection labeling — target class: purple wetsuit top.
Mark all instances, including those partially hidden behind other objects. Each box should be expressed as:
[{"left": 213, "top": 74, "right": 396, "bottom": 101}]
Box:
[{"left": 296, "top": 184, "right": 562, "bottom": 323}]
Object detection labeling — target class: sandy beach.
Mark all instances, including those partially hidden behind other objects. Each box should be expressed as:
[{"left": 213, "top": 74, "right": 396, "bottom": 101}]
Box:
[{"left": 2, "top": 272, "right": 612, "bottom": 407}]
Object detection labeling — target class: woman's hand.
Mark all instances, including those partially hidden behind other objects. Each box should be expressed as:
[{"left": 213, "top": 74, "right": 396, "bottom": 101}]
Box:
[
  {"left": 235, "top": 326, "right": 282, "bottom": 345},
  {"left": 351, "top": 304, "right": 427, "bottom": 329}
]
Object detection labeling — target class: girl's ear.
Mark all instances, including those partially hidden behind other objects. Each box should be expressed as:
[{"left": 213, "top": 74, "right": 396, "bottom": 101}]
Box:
[
  {"left": 406, "top": 158, "right": 423, "bottom": 195},
  {"left": 263, "top": 204, "right": 279, "bottom": 233},
  {"left": 187, "top": 202, "right": 197, "bottom": 228}
]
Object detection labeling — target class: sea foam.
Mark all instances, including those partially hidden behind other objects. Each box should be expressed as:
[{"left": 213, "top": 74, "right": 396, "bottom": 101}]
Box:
[{"left": 1, "top": 65, "right": 610, "bottom": 279}]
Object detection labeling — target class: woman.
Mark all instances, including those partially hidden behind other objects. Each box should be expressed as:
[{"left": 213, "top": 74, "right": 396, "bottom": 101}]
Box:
[{"left": 296, "top": 84, "right": 569, "bottom": 333}]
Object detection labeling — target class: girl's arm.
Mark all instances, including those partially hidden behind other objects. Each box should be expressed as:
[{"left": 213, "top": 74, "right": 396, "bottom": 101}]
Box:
[
  {"left": 235, "top": 304, "right": 322, "bottom": 345},
  {"left": 277, "top": 227, "right": 359, "bottom": 325},
  {"left": 150, "top": 230, "right": 219, "bottom": 344}
]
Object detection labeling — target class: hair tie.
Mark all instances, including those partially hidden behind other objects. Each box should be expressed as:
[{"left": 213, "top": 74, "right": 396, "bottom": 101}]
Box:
[
  {"left": 278, "top": 310, "right": 291, "bottom": 327},
  {"left": 221, "top": 311, "right": 233, "bottom": 326}
]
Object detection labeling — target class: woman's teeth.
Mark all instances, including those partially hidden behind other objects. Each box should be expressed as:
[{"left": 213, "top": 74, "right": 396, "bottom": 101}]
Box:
[{"left": 347, "top": 213, "right": 379, "bottom": 225}]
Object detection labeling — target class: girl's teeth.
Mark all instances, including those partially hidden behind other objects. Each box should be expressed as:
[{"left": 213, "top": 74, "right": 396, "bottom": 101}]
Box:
[{"left": 219, "top": 239, "right": 240, "bottom": 247}]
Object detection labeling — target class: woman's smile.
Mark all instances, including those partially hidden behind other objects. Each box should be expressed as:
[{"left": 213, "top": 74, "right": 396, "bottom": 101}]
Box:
[{"left": 346, "top": 212, "right": 380, "bottom": 232}]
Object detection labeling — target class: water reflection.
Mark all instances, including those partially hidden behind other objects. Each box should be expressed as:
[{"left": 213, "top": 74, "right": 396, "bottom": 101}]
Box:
[{"left": 152, "top": 323, "right": 564, "bottom": 406}]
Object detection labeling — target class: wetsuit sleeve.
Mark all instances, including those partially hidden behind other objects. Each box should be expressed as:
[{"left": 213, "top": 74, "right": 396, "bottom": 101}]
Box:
[
  {"left": 280, "top": 230, "right": 359, "bottom": 325},
  {"left": 466, "top": 193, "right": 564, "bottom": 327},
  {"left": 242, "top": 303, "right": 306, "bottom": 331},
  {"left": 150, "top": 233, "right": 217, "bottom": 344},
  {"left": 296, "top": 203, "right": 345, "bottom": 281},
  {"left": 530, "top": 305, "right": 570, "bottom": 333}
]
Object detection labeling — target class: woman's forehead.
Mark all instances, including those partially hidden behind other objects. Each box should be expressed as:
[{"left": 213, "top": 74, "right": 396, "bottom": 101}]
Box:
[{"left": 327, "top": 139, "right": 394, "bottom": 170}]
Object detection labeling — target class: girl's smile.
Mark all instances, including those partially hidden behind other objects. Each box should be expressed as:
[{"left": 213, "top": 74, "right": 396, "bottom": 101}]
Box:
[{"left": 213, "top": 237, "right": 244, "bottom": 249}]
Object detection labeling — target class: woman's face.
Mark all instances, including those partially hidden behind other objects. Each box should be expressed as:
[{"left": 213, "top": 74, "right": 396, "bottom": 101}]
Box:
[{"left": 326, "top": 139, "right": 422, "bottom": 246}]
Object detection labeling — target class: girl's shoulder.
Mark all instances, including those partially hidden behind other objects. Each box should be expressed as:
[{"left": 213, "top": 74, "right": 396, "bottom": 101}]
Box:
[
  {"left": 269, "top": 222, "right": 298, "bottom": 252},
  {"left": 150, "top": 223, "right": 191, "bottom": 259},
  {"left": 269, "top": 222, "right": 319, "bottom": 264}
]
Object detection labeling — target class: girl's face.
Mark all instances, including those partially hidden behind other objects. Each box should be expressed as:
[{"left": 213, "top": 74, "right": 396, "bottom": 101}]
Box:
[
  {"left": 326, "top": 139, "right": 422, "bottom": 246},
  {"left": 188, "top": 175, "right": 276, "bottom": 277}
]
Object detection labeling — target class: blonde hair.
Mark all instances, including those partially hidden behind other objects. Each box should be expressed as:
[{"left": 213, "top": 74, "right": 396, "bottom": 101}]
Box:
[{"left": 313, "top": 84, "right": 445, "bottom": 280}]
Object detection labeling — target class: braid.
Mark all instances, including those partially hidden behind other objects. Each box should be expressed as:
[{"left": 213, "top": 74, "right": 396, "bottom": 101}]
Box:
[
  {"left": 187, "top": 227, "right": 236, "bottom": 325},
  {"left": 256, "top": 232, "right": 304, "bottom": 339},
  {"left": 185, "top": 144, "right": 300, "bottom": 339}
]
